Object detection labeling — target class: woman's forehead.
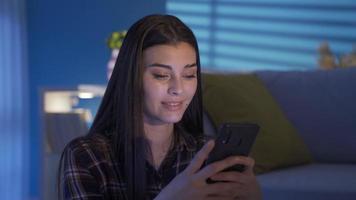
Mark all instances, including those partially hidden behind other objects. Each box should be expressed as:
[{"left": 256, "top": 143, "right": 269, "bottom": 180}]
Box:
[{"left": 142, "top": 42, "right": 196, "bottom": 68}]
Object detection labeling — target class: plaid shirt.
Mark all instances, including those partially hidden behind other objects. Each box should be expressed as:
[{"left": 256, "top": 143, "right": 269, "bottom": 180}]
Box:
[{"left": 60, "top": 129, "right": 206, "bottom": 200}]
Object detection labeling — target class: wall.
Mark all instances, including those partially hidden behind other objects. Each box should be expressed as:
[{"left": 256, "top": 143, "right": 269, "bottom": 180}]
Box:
[
  {"left": 0, "top": 0, "right": 29, "bottom": 199},
  {"left": 26, "top": 0, "right": 166, "bottom": 199}
]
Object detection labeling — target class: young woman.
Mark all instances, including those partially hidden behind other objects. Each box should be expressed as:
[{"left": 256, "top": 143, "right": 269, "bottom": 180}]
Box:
[{"left": 59, "top": 14, "right": 261, "bottom": 200}]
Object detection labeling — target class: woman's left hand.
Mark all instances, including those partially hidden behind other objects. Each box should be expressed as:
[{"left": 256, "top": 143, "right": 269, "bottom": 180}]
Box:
[{"left": 208, "top": 156, "right": 262, "bottom": 200}]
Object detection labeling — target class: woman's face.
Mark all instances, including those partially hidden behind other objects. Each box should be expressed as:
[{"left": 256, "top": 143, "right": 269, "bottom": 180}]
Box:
[{"left": 142, "top": 42, "right": 198, "bottom": 125}]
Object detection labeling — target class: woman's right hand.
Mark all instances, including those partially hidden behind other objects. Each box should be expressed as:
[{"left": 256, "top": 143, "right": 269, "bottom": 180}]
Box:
[{"left": 154, "top": 140, "right": 245, "bottom": 200}]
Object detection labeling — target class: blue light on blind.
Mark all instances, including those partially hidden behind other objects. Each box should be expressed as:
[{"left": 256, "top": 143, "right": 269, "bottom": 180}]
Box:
[
  {"left": 198, "top": 43, "right": 210, "bottom": 53},
  {"left": 200, "top": 54, "right": 211, "bottom": 66},
  {"left": 216, "top": 5, "right": 356, "bottom": 23},
  {"left": 175, "top": 15, "right": 212, "bottom": 27},
  {"left": 219, "top": 0, "right": 356, "bottom": 7},
  {"left": 167, "top": 0, "right": 356, "bottom": 71},
  {"left": 167, "top": 1, "right": 212, "bottom": 13},
  {"left": 215, "top": 18, "right": 356, "bottom": 39},
  {"left": 215, "top": 31, "right": 317, "bottom": 51},
  {"left": 215, "top": 44, "right": 314, "bottom": 66},
  {"left": 190, "top": 28, "right": 211, "bottom": 39}
]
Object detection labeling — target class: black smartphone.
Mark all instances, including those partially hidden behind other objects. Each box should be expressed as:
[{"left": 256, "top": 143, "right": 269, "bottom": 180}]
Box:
[{"left": 206, "top": 122, "right": 260, "bottom": 172}]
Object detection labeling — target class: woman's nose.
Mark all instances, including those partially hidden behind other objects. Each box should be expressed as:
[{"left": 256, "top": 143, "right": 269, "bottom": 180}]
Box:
[{"left": 168, "top": 77, "right": 183, "bottom": 96}]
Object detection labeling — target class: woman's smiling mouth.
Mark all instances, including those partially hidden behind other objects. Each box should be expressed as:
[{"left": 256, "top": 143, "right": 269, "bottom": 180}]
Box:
[{"left": 161, "top": 101, "right": 184, "bottom": 111}]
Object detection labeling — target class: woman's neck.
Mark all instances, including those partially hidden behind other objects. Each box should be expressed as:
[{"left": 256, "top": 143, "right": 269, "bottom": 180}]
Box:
[
  {"left": 144, "top": 123, "right": 174, "bottom": 146},
  {"left": 144, "top": 123, "right": 174, "bottom": 169}
]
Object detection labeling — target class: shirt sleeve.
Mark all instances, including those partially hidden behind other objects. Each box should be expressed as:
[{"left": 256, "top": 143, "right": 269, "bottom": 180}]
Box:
[{"left": 59, "top": 142, "right": 104, "bottom": 200}]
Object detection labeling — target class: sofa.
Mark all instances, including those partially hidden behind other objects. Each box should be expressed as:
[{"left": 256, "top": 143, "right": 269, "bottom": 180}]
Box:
[{"left": 202, "top": 67, "right": 356, "bottom": 200}]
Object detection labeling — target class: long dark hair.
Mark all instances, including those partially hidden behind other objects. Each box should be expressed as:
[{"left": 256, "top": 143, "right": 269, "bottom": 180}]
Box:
[{"left": 59, "top": 14, "right": 203, "bottom": 200}]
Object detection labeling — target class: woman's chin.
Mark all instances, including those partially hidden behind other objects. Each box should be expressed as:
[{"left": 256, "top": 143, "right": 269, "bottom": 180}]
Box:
[
  {"left": 161, "top": 114, "right": 184, "bottom": 124},
  {"left": 149, "top": 115, "right": 184, "bottom": 125}
]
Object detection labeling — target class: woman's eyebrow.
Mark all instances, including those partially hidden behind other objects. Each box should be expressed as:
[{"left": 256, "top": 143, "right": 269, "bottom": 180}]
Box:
[
  {"left": 147, "top": 63, "right": 197, "bottom": 69},
  {"left": 185, "top": 63, "right": 197, "bottom": 68},
  {"left": 147, "top": 63, "right": 172, "bottom": 69}
]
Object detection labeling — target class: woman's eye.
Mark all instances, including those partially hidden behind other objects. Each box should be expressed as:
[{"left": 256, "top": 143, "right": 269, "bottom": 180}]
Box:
[
  {"left": 184, "top": 74, "right": 197, "bottom": 79},
  {"left": 153, "top": 74, "right": 170, "bottom": 80}
]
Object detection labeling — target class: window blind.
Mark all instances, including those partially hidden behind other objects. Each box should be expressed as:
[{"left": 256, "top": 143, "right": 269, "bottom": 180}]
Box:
[{"left": 167, "top": 0, "right": 356, "bottom": 71}]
